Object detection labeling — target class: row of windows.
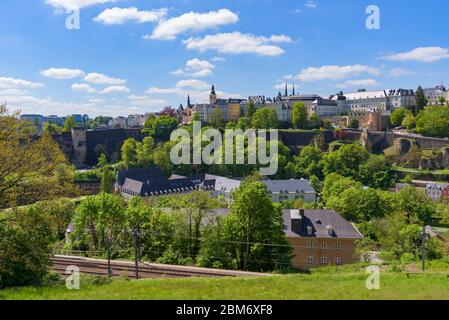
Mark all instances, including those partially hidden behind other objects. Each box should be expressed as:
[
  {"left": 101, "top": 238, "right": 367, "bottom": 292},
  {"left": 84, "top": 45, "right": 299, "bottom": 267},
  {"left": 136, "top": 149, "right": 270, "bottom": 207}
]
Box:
[
  {"left": 307, "top": 242, "right": 342, "bottom": 249},
  {"left": 307, "top": 256, "right": 342, "bottom": 265}
]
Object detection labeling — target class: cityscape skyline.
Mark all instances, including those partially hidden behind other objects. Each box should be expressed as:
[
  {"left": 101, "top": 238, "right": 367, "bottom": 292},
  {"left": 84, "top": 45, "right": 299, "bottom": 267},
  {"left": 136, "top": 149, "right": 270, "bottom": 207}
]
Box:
[{"left": 1, "top": 0, "right": 449, "bottom": 117}]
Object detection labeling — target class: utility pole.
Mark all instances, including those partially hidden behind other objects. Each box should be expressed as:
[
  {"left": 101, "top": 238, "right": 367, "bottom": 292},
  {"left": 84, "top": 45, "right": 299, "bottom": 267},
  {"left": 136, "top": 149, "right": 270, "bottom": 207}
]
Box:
[
  {"left": 421, "top": 225, "right": 426, "bottom": 272},
  {"left": 133, "top": 228, "right": 140, "bottom": 280},
  {"left": 106, "top": 233, "right": 112, "bottom": 277}
]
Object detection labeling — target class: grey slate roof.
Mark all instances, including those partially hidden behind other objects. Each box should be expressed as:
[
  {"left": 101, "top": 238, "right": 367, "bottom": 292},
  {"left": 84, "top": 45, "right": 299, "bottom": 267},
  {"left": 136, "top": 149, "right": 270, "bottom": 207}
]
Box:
[
  {"left": 262, "top": 179, "right": 315, "bottom": 194},
  {"left": 209, "top": 208, "right": 363, "bottom": 240},
  {"left": 282, "top": 209, "right": 364, "bottom": 239},
  {"left": 117, "top": 167, "right": 316, "bottom": 199}
]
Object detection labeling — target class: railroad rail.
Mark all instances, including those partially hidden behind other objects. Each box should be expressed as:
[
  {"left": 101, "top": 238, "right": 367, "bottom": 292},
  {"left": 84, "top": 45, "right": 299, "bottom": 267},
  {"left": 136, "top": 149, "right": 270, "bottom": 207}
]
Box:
[{"left": 52, "top": 255, "right": 271, "bottom": 279}]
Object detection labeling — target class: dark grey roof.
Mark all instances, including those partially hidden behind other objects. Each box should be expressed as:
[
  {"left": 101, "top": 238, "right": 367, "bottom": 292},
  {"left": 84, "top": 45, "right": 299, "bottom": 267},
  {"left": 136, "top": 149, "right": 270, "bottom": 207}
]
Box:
[
  {"left": 283, "top": 209, "right": 364, "bottom": 239},
  {"left": 208, "top": 208, "right": 363, "bottom": 239},
  {"left": 262, "top": 179, "right": 315, "bottom": 194},
  {"left": 117, "top": 167, "right": 165, "bottom": 186}
]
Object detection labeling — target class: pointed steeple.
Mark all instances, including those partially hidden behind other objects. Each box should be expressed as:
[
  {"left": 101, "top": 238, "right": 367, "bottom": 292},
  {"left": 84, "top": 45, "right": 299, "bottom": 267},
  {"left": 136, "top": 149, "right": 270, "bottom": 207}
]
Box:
[
  {"left": 292, "top": 83, "right": 296, "bottom": 96},
  {"left": 284, "top": 83, "right": 288, "bottom": 97},
  {"left": 187, "top": 94, "right": 191, "bottom": 107}
]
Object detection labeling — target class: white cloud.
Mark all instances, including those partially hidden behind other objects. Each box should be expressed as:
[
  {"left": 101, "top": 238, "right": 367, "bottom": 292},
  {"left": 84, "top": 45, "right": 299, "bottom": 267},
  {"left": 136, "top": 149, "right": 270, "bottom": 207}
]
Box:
[
  {"left": 388, "top": 68, "right": 415, "bottom": 77},
  {"left": 183, "top": 32, "right": 292, "bottom": 56},
  {"left": 305, "top": 1, "right": 317, "bottom": 8},
  {"left": 291, "top": 9, "right": 302, "bottom": 14},
  {"left": 175, "top": 79, "right": 211, "bottom": 91},
  {"left": 145, "top": 79, "right": 241, "bottom": 103},
  {"left": 41, "top": 68, "right": 85, "bottom": 79},
  {"left": 382, "top": 47, "right": 449, "bottom": 63},
  {"left": 100, "top": 85, "right": 130, "bottom": 94},
  {"left": 274, "top": 83, "right": 296, "bottom": 91},
  {"left": 71, "top": 83, "right": 97, "bottom": 93},
  {"left": 0, "top": 88, "right": 28, "bottom": 96},
  {"left": 211, "top": 57, "right": 226, "bottom": 62},
  {"left": 296, "top": 65, "right": 380, "bottom": 81},
  {"left": 128, "top": 95, "right": 168, "bottom": 107},
  {"left": 171, "top": 58, "right": 215, "bottom": 78},
  {"left": 0, "top": 76, "right": 44, "bottom": 89},
  {"left": 84, "top": 72, "right": 127, "bottom": 85},
  {"left": 94, "top": 7, "right": 168, "bottom": 25},
  {"left": 46, "top": 0, "right": 115, "bottom": 10},
  {"left": 335, "top": 79, "right": 381, "bottom": 88},
  {"left": 147, "top": 9, "right": 239, "bottom": 40}
]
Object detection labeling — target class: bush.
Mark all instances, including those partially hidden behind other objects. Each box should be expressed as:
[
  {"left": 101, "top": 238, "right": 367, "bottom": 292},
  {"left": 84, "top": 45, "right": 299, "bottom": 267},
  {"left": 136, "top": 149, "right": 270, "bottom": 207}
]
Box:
[
  {"left": 0, "top": 207, "right": 54, "bottom": 288},
  {"left": 400, "top": 253, "right": 416, "bottom": 264}
]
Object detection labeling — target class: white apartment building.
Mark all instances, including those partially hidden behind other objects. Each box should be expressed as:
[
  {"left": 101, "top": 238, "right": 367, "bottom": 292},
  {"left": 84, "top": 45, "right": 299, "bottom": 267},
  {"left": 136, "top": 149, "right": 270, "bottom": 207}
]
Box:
[
  {"left": 327, "top": 89, "right": 415, "bottom": 115},
  {"left": 424, "top": 85, "right": 447, "bottom": 105}
]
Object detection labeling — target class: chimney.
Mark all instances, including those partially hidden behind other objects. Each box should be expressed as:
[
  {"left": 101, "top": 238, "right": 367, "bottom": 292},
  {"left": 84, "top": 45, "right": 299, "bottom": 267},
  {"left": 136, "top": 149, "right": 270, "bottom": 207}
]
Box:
[{"left": 291, "top": 209, "right": 304, "bottom": 234}]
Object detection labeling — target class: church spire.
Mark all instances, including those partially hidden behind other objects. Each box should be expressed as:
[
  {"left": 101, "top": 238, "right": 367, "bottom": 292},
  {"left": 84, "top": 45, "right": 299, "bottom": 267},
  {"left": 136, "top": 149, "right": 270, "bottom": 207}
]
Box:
[
  {"left": 284, "top": 83, "right": 288, "bottom": 97},
  {"left": 292, "top": 83, "right": 296, "bottom": 96},
  {"left": 187, "top": 94, "right": 191, "bottom": 107}
]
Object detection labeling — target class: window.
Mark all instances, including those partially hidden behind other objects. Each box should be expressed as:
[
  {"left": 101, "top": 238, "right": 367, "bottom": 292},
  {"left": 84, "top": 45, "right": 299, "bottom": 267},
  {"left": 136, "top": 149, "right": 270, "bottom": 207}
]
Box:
[
  {"left": 307, "top": 226, "right": 313, "bottom": 235},
  {"left": 321, "top": 242, "right": 328, "bottom": 249},
  {"left": 335, "top": 257, "right": 342, "bottom": 265},
  {"left": 307, "top": 256, "right": 313, "bottom": 264},
  {"left": 321, "top": 256, "right": 327, "bottom": 264},
  {"left": 307, "top": 241, "right": 313, "bottom": 249},
  {"left": 336, "top": 242, "right": 342, "bottom": 250}
]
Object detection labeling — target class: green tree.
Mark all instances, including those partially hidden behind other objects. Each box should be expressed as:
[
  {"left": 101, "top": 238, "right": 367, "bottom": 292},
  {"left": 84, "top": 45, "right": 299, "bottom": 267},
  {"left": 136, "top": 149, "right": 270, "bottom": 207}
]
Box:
[
  {"left": 100, "top": 166, "right": 115, "bottom": 194},
  {"left": 402, "top": 114, "right": 416, "bottom": 130},
  {"left": 222, "top": 181, "right": 292, "bottom": 271},
  {"left": 0, "top": 206, "right": 54, "bottom": 288},
  {"left": 358, "top": 155, "right": 396, "bottom": 189},
  {"left": 97, "top": 153, "right": 108, "bottom": 167},
  {"left": 391, "top": 107, "right": 412, "bottom": 127},
  {"left": 142, "top": 114, "right": 156, "bottom": 136},
  {"left": 322, "top": 173, "right": 362, "bottom": 203},
  {"left": 292, "top": 102, "right": 308, "bottom": 129},
  {"left": 136, "top": 136, "right": 155, "bottom": 168},
  {"left": 121, "top": 138, "right": 138, "bottom": 169},
  {"left": 394, "top": 186, "right": 435, "bottom": 224},
  {"left": 246, "top": 101, "right": 256, "bottom": 118},
  {"left": 236, "top": 117, "right": 252, "bottom": 130},
  {"left": 251, "top": 108, "right": 278, "bottom": 129},
  {"left": 63, "top": 115, "right": 76, "bottom": 133},
  {"left": 415, "top": 106, "right": 449, "bottom": 137},
  {"left": 326, "top": 187, "right": 388, "bottom": 222},
  {"left": 321, "top": 144, "right": 369, "bottom": 177},
  {"left": 294, "top": 146, "right": 324, "bottom": 179},
  {"left": 438, "top": 96, "right": 446, "bottom": 106},
  {"left": 73, "top": 193, "right": 126, "bottom": 251},
  {"left": 209, "top": 108, "right": 224, "bottom": 128},
  {"left": 152, "top": 116, "right": 178, "bottom": 141},
  {"left": 0, "top": 106, "right": 77, "bottom": 208},
  {"left": 42, "top": 122, "right": 63, "bottom": 135},
  {"left": 415, "top": 86, "right": 428, "bottom": 115}
]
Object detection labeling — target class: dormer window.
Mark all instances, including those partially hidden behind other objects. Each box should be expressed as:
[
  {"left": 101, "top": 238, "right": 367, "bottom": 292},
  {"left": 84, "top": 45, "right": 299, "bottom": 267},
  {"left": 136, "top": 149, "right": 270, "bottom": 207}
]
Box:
[{"left": 307, "top": 226, "right": 313, "bottom": 235}]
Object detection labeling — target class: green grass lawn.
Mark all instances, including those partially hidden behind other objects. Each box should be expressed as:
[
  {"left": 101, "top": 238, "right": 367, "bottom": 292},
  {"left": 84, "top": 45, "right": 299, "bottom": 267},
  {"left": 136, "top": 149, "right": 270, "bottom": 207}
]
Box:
[{"left": 2, "top": 268, "right": 449, "bottom": 300}]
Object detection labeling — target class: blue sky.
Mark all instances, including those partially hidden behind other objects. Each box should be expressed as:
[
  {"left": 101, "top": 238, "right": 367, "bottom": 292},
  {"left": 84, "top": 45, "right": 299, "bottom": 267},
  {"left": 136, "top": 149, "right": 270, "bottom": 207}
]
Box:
[{"left": 0, "top": 0, "right": 448, "bottom": 117}]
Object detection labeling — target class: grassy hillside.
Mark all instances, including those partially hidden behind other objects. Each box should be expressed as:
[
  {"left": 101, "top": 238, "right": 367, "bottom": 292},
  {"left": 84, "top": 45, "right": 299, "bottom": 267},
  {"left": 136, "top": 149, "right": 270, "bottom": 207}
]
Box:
[{"left": 2, "top": 266, "right": 449, "bottom": 300}]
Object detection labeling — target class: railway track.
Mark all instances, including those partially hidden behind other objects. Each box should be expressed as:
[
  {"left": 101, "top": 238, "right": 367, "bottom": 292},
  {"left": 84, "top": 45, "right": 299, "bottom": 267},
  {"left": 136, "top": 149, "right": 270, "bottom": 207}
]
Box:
[{"left": 52, "top": 255, "right": 270, "bottom": 279}]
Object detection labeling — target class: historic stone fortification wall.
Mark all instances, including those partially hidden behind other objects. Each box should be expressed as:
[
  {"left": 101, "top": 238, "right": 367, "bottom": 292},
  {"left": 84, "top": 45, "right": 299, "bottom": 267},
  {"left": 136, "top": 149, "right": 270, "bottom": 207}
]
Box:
[
  {"left": 53, "top": 128, "right": 144, "bottom": 168},
  {"left": 85, "top": 128, "right": 144, "bottom": 166},
  {"left": 54, "top": 127, "right": 449, "bottom": 168}
]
